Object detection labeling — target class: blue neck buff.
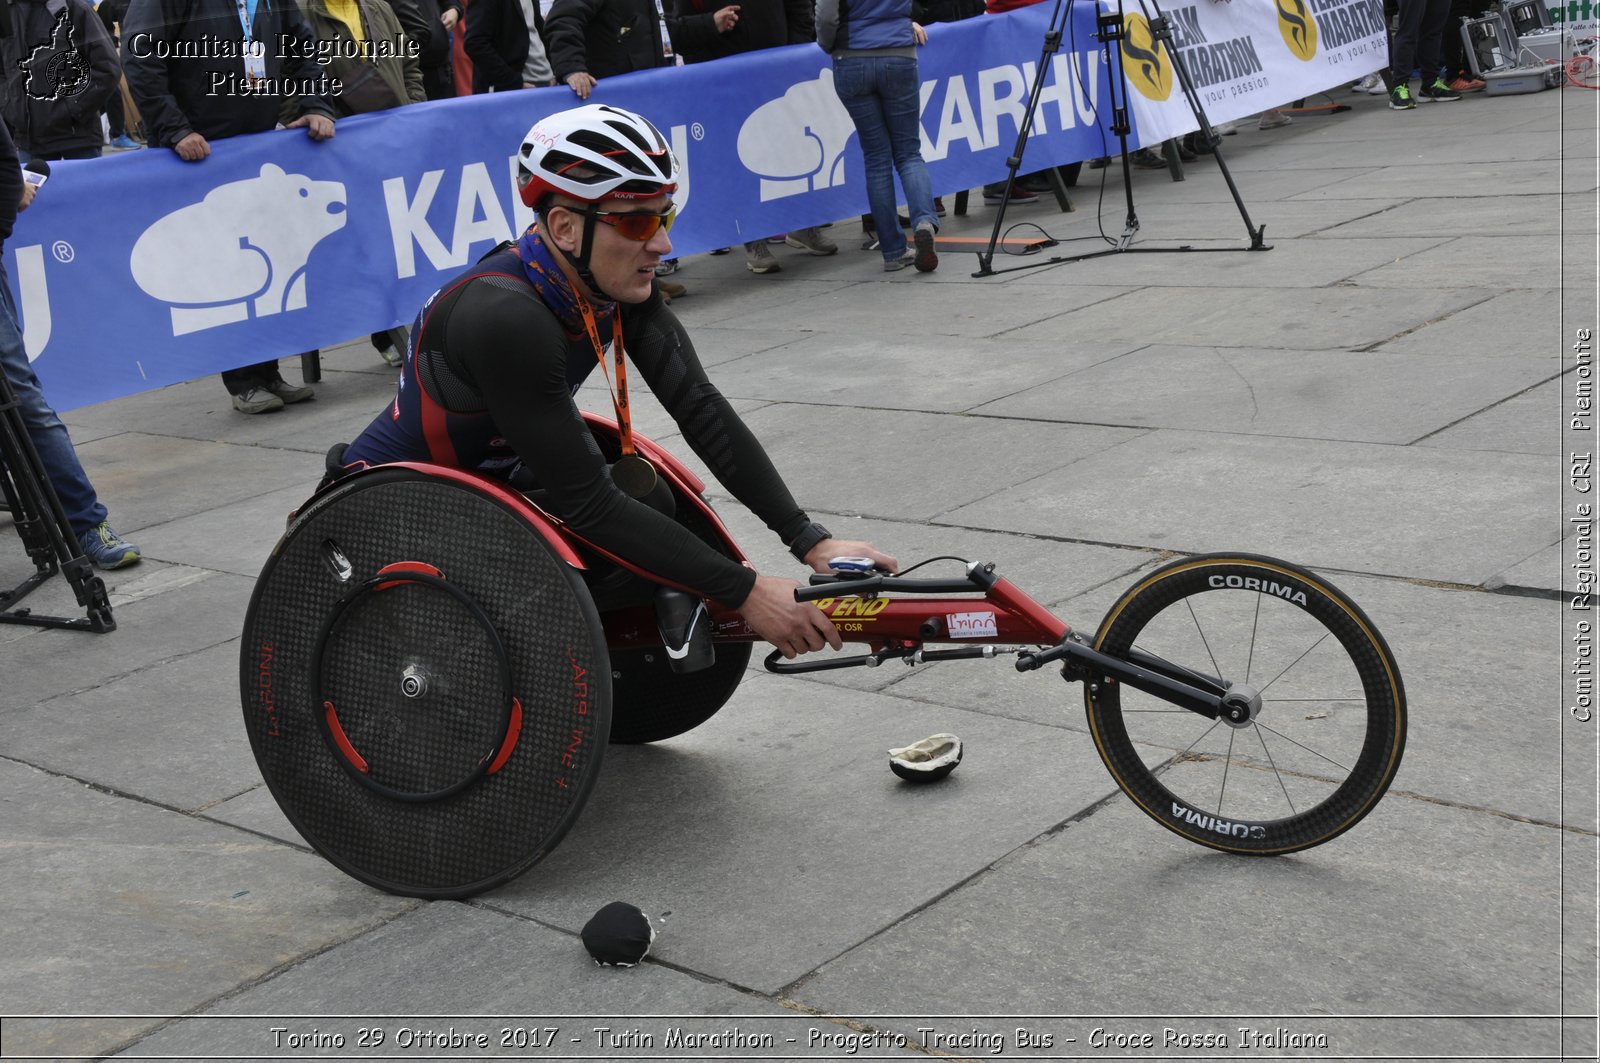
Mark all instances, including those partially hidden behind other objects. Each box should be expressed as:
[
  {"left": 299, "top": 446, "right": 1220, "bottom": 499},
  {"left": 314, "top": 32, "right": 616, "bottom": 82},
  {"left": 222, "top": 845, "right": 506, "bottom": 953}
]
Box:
[{"left": 513, "top": 224, "right": 615, "bottom": 334}]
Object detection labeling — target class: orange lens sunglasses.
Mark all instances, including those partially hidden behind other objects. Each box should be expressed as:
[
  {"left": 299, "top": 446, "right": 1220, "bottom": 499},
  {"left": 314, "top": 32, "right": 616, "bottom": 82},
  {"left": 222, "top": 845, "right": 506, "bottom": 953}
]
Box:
[{"left": 590, "top": 207, "right": 676, "bottom": 242}]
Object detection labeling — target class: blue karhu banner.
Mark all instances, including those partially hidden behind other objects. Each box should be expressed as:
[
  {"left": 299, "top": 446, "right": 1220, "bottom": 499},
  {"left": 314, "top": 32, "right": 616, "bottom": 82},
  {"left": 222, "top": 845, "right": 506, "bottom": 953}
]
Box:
[{"left": 15, "top": 3, "right": 1122, "bottom": 410}]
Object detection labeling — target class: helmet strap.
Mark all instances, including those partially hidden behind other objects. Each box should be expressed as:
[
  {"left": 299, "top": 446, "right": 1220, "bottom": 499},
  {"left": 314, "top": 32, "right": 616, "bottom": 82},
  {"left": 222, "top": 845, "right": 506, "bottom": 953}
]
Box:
[{"left": 542, "top": 205, "right": 617, "bottom": 304}]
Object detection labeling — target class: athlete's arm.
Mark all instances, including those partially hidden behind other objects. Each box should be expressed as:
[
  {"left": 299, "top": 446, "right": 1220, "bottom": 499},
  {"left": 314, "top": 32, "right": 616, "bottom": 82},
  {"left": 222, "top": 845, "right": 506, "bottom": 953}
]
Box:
[
  {"left": 448, "top": 282, "right": 759, "bottom": 606},
  {"left": 624, "top": 296, "right": 812, "bottom": 542},
  {"left": 625, "top": 296, "right": 898, "bottom": 574}
]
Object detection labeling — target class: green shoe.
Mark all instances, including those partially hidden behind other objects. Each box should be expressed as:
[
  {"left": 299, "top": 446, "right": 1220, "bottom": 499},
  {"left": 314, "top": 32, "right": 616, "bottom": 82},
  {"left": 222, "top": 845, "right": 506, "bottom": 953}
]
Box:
[
  {"left": 1388, "top": 84, "right": 1415, "bottom": 110},
  {"left": 1417, "top": 78, "right": 1462, "bottom": 102}
]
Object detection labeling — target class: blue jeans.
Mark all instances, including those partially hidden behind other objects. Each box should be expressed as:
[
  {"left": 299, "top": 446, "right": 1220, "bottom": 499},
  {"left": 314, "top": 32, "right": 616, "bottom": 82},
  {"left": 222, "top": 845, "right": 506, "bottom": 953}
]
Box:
[
  {"left": 0, "top": 260, "right": 106, "bottom": 535},
  {"left": 832, "top": 54, "right": 937, "bottom": 261}
]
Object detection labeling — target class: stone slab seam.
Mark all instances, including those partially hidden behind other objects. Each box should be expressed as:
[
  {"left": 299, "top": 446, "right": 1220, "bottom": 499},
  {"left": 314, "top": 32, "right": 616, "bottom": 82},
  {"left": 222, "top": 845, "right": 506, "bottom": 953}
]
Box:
[
  {"left": 1300, "top": 198, "right": 1422, "bottom": 238},
  {"left": 93, "top": 904, "right": 423, "bottom": 1060},
  {"left": 1407, "top": 368, "right": 1575, "bottom": 447},
  {"left": 1380, "top": 784, "right": 1599, "bottom": 837},
  {"left": 24, "top": 632, "right": 247, "bottom": 710},
  {"left": 989, "top": 287, "right": 1155, "bottom": 340},
  {"left": 1352, "top": 288, "right": 1505, "bottom": 351},
  {"left": 779, "top": 781, "right": 1130, "bottom": 1001}
]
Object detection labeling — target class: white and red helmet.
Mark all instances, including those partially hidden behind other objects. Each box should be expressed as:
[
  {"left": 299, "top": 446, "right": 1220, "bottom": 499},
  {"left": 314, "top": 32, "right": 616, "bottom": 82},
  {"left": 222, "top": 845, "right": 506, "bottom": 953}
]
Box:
[{"left": 517, "top": 104, "right": 679, "bottom": 209}]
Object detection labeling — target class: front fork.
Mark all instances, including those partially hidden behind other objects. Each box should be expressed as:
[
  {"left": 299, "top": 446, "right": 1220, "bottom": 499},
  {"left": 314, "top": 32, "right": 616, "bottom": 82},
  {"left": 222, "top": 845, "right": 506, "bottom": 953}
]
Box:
[{"left": 1020, "top": 634, "right": 1261, "bottom": 727}]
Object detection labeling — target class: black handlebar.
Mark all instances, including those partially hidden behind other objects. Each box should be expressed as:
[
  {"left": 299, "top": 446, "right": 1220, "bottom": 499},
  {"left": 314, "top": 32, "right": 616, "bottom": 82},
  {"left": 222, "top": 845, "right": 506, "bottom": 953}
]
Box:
[{"left": 797, "top": 561, "right": 999, "bottom": 602}]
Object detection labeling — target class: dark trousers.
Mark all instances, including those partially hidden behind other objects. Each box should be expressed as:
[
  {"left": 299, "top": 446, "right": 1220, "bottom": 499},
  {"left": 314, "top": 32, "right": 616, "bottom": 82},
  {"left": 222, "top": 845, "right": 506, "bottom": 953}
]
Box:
[
  {"left": 1389, "top": 0, "right": 1452, "bottom": 85},
  {"left": 220, "top": 360, "right": 281, "bottom": 393},
  {"left": 20, "top": 145, "right": 100, "bottom": 162},
  {"left": 422, "top": 65, "right": 456, "bottom": 100}
]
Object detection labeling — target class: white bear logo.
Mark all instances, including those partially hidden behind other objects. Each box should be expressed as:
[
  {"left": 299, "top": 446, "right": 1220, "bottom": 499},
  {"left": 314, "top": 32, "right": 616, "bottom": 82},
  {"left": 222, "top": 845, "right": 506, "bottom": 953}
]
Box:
[
  {"left": 130, "top": 164, "right": 348, "bottom": 336},
  {"left": 736, "top": 69, "right": 858, "bottom": 202}
]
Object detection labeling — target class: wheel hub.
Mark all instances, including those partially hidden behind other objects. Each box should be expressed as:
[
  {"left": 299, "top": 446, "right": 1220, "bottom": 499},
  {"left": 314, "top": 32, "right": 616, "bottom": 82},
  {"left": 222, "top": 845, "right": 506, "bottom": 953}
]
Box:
[{"left": 1219, "top": 682, "right": 1262, "bottom": 728}]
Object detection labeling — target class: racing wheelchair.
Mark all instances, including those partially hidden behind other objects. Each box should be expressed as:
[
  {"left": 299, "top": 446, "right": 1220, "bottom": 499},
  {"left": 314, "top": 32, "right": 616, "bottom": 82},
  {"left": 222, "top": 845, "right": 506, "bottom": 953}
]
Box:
[{"left": 240, "top": 416, "right": 1406, "bottom": 899}]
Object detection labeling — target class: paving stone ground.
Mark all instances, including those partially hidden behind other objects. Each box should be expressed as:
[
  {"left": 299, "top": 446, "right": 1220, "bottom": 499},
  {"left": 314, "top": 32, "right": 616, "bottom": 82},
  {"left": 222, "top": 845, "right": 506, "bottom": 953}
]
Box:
[{"left": 1, "top": 83, "right": 1596, "bottom": 1062}]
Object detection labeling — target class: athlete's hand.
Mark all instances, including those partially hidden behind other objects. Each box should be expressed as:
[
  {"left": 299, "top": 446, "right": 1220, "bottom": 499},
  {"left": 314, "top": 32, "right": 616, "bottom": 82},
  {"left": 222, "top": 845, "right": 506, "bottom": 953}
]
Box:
[
  {"left": 440, "top": 5, "right": 459, "bottom": 29},
  {"left": 713, "top": 4, "right": 739, "bottom": 31},
  {"left": 288, "top": 113, "right": 336, "bottom": 140},
  {"left": 912, "top": 20, "right": 927, "bottom": 44},
  {"left": 740, "top": 575, "right": 843, "bottom": 659},
  {"left": 803, "top": 539, "right": 899, "bottom": 575},
  {"left": 566, "top": 71, "right": 597, "bottom": 98},
  {"left": 173, "top": 131, "right": 210, "bottom": 161},
  {"left": 18, "top": 182, "right": 36, "bottom": 211}
]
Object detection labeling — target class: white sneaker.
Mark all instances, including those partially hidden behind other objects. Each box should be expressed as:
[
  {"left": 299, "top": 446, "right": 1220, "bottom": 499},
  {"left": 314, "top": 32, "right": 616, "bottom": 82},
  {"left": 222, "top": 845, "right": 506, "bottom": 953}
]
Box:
[
  {"left": 1352, "top": 73, "right": 1382, "bottom": 94},
  {"left": 744, "top": 241, "right": 780, "bottom": 274}
]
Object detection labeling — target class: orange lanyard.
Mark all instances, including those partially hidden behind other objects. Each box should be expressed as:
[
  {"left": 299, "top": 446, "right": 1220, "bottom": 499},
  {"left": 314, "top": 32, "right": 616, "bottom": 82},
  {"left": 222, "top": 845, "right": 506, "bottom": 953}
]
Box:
[{"left": 576, "top": 296, "right": 638, "bottom": 458}]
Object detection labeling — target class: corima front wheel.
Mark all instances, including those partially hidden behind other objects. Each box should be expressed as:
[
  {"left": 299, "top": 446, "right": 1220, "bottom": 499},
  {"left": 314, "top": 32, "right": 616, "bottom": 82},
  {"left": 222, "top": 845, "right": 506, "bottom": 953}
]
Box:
[{"left": 1086, "top": 553, "right": 1406, "bottom": 855}]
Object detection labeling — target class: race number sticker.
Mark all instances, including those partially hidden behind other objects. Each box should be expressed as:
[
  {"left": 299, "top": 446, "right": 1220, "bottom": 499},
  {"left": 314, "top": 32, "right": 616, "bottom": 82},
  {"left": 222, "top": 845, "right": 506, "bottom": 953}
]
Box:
[{"left": 946, "top": 612, "right": 998, "bottom": 639}]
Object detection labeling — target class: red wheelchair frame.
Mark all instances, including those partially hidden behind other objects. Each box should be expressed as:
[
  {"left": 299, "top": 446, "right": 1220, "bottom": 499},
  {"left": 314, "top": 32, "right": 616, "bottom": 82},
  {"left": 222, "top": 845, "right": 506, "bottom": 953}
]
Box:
[{"left": 241, "top": 414, "right": 1406, "bottom": 899}]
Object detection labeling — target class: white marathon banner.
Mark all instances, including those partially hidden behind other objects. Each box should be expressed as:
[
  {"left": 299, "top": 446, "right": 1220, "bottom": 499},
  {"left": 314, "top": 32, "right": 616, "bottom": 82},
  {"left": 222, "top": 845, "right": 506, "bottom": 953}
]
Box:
[
  {"left": 1119, "top": 0, "right": 1388, "bottom": 143},
  {"left": 11, "top": 1, "right": 1375, "bottom": 411}
]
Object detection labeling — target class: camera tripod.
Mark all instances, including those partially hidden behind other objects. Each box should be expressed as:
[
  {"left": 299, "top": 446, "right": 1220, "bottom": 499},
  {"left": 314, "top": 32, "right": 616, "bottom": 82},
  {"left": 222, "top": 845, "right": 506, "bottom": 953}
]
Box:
[
  {"left": 975, "top": 0, "right": 1270, "bottom": 277},
  {"left": 0, "top": 367, "right": 115, "bottom": 632}
]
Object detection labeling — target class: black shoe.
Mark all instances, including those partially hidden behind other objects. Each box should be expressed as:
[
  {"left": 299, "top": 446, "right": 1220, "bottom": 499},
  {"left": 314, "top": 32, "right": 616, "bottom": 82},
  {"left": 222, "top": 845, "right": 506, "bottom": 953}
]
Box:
[
  {"left": 1416, "top": 78, "right": 1462, "bottom": 102},
  {"left": 655, "top": 587, "right": 714, "bottom": 674},
  {"left": 912, "top": 221, "right": 938, "bottom": 273},
  {"left": 1130, "top": 147, "right": 1166, "bottom": 169}
]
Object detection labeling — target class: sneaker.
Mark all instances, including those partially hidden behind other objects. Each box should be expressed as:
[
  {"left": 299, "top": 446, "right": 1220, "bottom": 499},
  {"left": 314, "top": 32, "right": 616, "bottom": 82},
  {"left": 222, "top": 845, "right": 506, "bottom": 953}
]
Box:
[
  {"left": 934, "top": 196, "right": 946, "bottom": 217},
  {"left": 1257, "top": 109, "right": 1293, "bottom": 129},
  {"left": 1130, "top": 147, "right": 1166, "bottom": 168},
  {"left": 785, "top": 226, "right": 838, "bottom": 255},
  {"left": 912, "top": 221, "right": 937, "bottom": 273},
  {"left": 1351, "top": 72, "right": 1382, "bottom": 93},
  {"left": 1388, "top": 84, "right": 1415, "bottom": 109},
  {"left": 708, "top": 246, "right": 731, "bottom": 255},
  {"left": 1417, "top": 78, "right": 1461, "bottom": 102},
  {"left": 883, "top": 249, "right": 917, "bottom": 272},
  {"left": 262, "top": 375, "right": 314, "bottom": 404},
  {"left": 860, "top": 232, "right": 881, "bottom": 252},
  {"left": 982, "top": 184, "right": 1038, "bottom": 204},
  {"left": 78, "top": 520, "right": 141, "bottom": 570},
  {"left": 231, "top": 386, "right": 285, "bottom": 414},
  {"left": 1175, "top": 137, "right": 1197, "bottom": 161},
  {"left": 767, "top": 234, "right": 788, "bottom": 244},
  {"left": 1448, "top": 76, "right": 1486, "bottom": 92},
  {"left": 654, "top": 258, "right": 680, "bottom": 276},
  {"left": 107, "top": 134, "right": 142, "bottom": 151},
  {"left": 658, "top": 279, "right": 686, "bottom": 302},
  {"left": 745, "top": 241, "right": 781, "bottom": 273}
]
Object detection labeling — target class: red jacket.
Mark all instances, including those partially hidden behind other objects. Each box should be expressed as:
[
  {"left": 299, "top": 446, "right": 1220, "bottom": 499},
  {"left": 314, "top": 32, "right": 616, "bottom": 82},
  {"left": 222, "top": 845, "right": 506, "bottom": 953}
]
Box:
[{"left": 984, "top": 0, "right": 1041, "bottom": 13}]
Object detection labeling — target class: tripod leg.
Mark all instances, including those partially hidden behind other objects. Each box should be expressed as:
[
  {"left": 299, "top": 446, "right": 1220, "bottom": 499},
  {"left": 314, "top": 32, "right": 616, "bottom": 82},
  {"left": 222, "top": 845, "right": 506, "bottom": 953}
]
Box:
[{"left": 1137, "top": 0, "right": 1269, "bottom": 248}]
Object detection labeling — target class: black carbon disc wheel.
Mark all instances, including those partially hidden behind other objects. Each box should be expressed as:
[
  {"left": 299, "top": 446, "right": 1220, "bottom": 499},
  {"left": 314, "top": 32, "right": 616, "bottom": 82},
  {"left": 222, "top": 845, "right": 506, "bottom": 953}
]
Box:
[
  {"left": 606, "top": 641, "right": 751, "bottom": 743},
  {"left": 240, "top": 467, "right": 611, "bottom": 899},
  {"left": 603, "top": 488, "right": 749, "bottom": 744},
  {"left": 1087, "top": 553, "right": 1405, "bottom": 855}
]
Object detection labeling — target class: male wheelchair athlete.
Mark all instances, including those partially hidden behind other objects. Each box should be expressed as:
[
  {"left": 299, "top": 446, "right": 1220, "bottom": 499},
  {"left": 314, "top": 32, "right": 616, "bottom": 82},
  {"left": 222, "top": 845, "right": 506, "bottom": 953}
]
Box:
[{"left": 241, "top": 417, "right": 1407, "bottom": 900}]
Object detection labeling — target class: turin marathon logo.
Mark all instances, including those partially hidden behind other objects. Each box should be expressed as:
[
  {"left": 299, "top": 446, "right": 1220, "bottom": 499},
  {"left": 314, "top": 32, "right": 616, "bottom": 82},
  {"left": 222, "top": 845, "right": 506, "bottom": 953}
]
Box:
[
  {"left": 1121, "top": 13, "right": 1173, "bottom": 101},
  {"left": 1276, "top": 0, "right": 1320, "bottom": 60}
]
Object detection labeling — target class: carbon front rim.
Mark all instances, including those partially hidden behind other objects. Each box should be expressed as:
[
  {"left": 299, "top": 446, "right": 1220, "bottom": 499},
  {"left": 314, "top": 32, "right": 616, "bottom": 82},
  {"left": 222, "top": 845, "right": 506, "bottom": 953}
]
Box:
[{"left": 1087, "top": 554, "right": 1405, "bottom": 855}]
